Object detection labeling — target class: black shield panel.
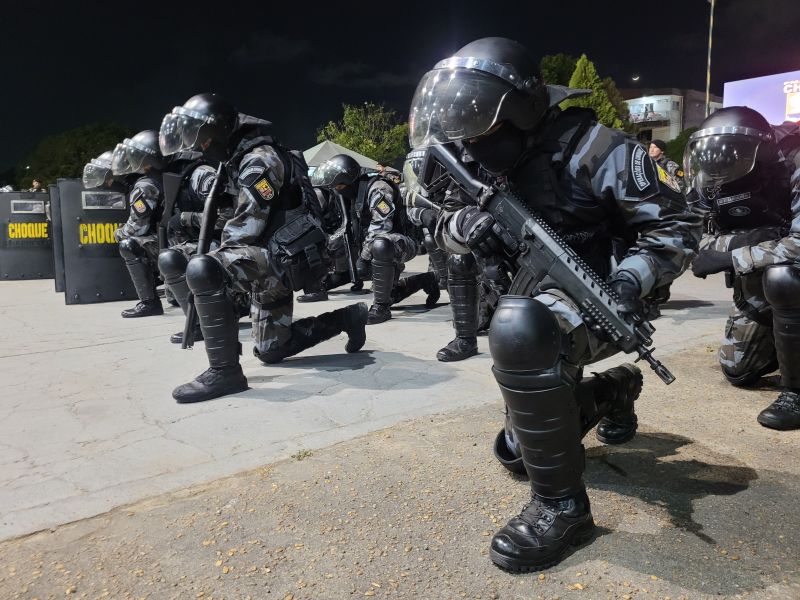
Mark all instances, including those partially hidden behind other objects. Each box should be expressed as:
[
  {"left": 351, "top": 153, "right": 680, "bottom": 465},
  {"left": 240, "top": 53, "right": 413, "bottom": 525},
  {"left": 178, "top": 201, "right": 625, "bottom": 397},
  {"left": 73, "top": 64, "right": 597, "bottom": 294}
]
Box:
[
  {"left": 0, "top": 191, "right": 55, "bottom": 280},
  {"left": 49, "top": 184, "right": 66, "bottom": 292},
  {"left": 56, "top": 179, "right": 138, "bottom": 304}
]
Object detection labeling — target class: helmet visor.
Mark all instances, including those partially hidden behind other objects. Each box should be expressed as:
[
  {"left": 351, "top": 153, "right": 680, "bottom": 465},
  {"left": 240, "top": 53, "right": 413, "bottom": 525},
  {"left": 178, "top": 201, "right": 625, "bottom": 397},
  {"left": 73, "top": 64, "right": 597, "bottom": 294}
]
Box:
[
  {"left": 408, "top": 68, "right": 511, "bottom": 148},
  {"left": 82, "top": 158, "right": 112, "bottom": 188},
  {"left": 110, "top": 141, "right": 146, "bottom": 175},
  {"left": 159, "top": 108, "right": 205, "bottom": 156},
  {"left": 311, "top": 160, "right": 350, "bottom": 188},
  {"left": 684, "top": 133, "right": 760, "bottom": 188}
]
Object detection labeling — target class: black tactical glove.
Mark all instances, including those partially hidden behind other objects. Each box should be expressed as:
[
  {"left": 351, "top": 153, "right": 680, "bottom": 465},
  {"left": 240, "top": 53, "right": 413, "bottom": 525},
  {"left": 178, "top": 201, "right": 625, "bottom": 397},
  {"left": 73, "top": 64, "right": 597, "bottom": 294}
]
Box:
[
  {"left": 610, "top": 271, "right": 643, "bottom": 321},
  {"left": 458, "top": 207, "right": 506, "bottom": 258},
  {"left": 691, "top": 249, "right": 733, "bottom": 278}
]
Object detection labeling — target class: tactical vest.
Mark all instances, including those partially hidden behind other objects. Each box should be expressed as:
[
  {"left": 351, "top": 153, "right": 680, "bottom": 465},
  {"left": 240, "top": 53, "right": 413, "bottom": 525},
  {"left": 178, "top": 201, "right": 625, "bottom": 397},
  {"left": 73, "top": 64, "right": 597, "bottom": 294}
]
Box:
[{"left": 509, "top": 107, "right": 615, "bottom": 279}]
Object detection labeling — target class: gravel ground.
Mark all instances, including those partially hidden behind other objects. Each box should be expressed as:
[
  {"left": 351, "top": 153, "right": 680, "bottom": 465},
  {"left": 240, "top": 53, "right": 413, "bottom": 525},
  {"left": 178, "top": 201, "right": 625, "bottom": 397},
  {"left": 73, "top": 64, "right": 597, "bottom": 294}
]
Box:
[{"left": 1, "top": 344, "right": 798, "bottom": 600}]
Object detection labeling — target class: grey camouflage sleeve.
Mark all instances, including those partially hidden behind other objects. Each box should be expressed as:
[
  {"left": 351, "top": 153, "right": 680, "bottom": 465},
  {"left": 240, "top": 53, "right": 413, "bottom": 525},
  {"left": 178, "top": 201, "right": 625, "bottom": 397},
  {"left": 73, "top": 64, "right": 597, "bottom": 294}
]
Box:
[
  {"left": 220, "top": 145, "right": 285, "bottom": 248},
  {"left": 115, "top": 179, "right": 160, "bottom": 240},
  {"left": 730, "top": 166, "right": 800, "bottom": 274}
]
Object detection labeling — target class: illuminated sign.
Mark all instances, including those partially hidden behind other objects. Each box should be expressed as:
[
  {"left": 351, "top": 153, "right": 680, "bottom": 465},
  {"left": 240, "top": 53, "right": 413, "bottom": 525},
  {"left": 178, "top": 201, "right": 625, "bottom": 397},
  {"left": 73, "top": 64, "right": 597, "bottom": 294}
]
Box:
[{"left": 724, "top": 70, "right": 800, "bottom": 124}]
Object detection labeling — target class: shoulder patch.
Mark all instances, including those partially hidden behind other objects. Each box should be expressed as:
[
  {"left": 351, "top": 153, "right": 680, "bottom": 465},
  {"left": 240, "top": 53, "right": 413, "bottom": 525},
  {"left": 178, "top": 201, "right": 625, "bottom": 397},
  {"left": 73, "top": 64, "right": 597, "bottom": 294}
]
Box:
[
  {"left": 375, "top": 199, "right": 392, "bottom": 216},
  {"left": 253, "top": 177, "right": 275, "bottom": 201},
  {"left": 657, "top": 164, "right": 682, "bottom": 193},
  {"left": 132, "top": 199, "right": 148, "bottom": 214},
  {"left": 625, "top": 143, "right": 658, "bottom": 198}
]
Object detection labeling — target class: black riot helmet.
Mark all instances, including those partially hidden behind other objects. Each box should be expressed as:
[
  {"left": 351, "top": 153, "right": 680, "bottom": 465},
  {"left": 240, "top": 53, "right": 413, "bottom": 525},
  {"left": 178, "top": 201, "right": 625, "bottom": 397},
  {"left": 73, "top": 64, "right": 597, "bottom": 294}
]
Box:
[
  {"left": 159, "top": 93, "right": 238, "bottom": 159},
  {"left": 408, "top": 37, "right": 548, "bottom": 150},
  {"left": 684, "top": 106, "right": 779, "bottom": 194},
  {"left": 111, "top": 130, "right": 165, "bottom": 176},
  {"left": 310, "top": 154, "right": 362, "bottom": 191},
  {"left": 82, "top": 150, "right": 115, "bottom": 189}
]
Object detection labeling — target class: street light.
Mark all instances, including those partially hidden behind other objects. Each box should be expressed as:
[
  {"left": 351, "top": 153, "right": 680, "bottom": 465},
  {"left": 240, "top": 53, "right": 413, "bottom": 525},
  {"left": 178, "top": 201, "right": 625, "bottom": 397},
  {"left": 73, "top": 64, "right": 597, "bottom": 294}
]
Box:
[
  {"left": 705, "top": 0, "right": 716, "bottom": 117},
  {"left": 631, "top": 75, "right": 640, "bottom": 82}
]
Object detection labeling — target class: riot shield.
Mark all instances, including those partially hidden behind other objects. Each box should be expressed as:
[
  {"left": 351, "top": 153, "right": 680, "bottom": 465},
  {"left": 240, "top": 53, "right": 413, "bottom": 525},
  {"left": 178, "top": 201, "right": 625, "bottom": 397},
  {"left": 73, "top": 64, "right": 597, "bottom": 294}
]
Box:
[
  {"left": 55, "top": 178, "right": 138, "bottom": 304},
  {"left": 49, "top": 184, "right": 66, "bottom": 292},
  {"left": 0, "top": 191, "right": 55, "bottom": 280}
]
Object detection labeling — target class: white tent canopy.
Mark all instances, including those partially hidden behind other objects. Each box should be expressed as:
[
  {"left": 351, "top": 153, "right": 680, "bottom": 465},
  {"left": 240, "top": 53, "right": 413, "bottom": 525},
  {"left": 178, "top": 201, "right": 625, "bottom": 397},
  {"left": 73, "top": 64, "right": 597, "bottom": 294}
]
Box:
[{"left": 303, "top": 140, "right": 379, "bottom": 169}]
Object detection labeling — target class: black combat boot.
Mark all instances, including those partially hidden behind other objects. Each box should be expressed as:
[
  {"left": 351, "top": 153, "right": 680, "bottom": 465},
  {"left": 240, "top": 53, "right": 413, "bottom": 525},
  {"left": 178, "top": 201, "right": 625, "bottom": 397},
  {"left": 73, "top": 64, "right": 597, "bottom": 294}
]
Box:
[
  {"left": 121, "top": 299, "right": 164, "bottom": 318},
  {"left": 297, "top": 290, "right": 329, "bottom": 303},
  {"left": 757, "top": 390, "right": 800, "bottom": 430},
  {"left": 438, "top": 265, "right": 479, "bottom": 361},
  {"left": 172, "top": 288, "right": 247, "bottom": 404},
  {"left": 593, "top": 364, "right": 643, "bottom": 445},
  {"left": 490, "top": 487, "right": 595, "bottom": 572},
  {"left": 255, "top": 303, "right": 368, "bottom": 364},
  {"left": 391, "top": 272, "right": 441, "bottom": 308}
]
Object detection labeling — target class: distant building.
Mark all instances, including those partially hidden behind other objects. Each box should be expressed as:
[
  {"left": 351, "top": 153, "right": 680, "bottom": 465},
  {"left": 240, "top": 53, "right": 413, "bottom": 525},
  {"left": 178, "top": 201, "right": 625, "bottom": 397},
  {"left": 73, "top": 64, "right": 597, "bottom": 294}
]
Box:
[
  {"left": 724, "top": 69, "right": 800, "bottom": 124},
  {"left": 620, "top": 88, "right": 723, "bottom": 142}
]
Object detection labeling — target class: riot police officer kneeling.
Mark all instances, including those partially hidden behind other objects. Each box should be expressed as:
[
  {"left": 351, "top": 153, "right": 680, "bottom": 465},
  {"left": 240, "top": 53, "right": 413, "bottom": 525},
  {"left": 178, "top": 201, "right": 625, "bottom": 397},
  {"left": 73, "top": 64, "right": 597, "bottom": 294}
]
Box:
[
  {"left": 410, "top": 38, "right": 701, "bottom": 571},
  {"left": 158, "top": 94, "right": 368, "bottom": 403},
  {"left": 687, "top": 106, "right": 800, "bottom": 430}
]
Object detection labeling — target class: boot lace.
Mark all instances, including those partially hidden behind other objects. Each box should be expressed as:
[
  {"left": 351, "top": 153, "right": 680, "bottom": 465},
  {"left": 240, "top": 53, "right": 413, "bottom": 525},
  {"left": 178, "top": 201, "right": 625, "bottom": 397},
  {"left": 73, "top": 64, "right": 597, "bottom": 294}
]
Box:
[{"left": 772, "top": 391, "right": 800, "bottom": 414}]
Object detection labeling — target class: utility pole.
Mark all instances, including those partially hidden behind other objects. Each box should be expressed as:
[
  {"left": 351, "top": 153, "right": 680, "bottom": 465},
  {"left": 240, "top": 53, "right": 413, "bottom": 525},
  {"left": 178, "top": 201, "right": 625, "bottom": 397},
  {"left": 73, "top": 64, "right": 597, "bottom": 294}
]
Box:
[{"left": 706, "top": 0, "right": 716, "bottom": 117}]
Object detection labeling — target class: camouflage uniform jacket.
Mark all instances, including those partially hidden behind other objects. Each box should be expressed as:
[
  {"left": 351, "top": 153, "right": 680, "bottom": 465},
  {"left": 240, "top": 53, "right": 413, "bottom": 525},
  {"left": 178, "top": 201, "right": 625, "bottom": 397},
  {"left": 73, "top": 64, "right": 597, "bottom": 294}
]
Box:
[
  {"left": 219, "top": 141, "right": 289, "bottom": 249},
  {"left": 437, "top": 112, "right": 702, "bottom": 296}
]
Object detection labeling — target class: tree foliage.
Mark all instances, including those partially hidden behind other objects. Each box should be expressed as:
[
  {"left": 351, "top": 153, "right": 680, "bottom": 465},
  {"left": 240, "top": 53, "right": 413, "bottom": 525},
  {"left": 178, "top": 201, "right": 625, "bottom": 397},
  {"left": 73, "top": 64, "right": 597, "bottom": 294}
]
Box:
[
  {"left": 561, "top": 55, "right": 623, "bottom": 130},
  {"left": 601, "top": 76, "right": 634, "bottom": 133},
  {"left": 317, "top": 103, "right": 408, "bottom": 166},
  {"left": 665, "top": 127, "right": 698, "bottom": 165},
  {"left": 539, "top": 54, "right": 577, "bottom": 86},
  {"left": 18, "top": 123, "right": 133, "bottom": 188}
]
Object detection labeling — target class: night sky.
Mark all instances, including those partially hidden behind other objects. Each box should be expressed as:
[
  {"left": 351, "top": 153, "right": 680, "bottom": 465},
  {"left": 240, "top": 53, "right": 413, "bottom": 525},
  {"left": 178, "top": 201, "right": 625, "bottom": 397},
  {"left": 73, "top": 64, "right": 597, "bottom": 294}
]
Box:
[{"left": 2, "top": 0, "right": 799, "bottom": 168}]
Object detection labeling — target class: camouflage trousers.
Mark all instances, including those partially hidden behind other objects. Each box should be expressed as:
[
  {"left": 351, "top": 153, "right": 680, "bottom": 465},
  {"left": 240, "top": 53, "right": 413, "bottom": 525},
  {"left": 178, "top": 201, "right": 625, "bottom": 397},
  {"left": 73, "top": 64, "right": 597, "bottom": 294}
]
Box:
[
  {"left": 209, "top": 244, "right": 294, "bottom": 355},
  {"left": 532, "top": 288, "right": 620, "bottom": 375},
  {"left": 718, "top": 270, "right": 777, "bottom": 383}
]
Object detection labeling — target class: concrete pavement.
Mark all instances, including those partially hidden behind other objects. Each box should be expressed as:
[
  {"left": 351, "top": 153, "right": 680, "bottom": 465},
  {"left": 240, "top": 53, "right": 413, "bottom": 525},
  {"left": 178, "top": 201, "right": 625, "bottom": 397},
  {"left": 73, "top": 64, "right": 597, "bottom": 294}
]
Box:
[{"left": 1, "top": 259, "right": 733, "bottom": 543}]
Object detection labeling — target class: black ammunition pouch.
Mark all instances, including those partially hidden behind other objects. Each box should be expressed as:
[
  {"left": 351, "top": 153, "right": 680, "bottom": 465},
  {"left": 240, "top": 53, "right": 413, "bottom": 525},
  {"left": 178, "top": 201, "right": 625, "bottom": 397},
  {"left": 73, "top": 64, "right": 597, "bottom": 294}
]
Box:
[{"left": 268, "top": 213, "right": 328, "bottom": 291}]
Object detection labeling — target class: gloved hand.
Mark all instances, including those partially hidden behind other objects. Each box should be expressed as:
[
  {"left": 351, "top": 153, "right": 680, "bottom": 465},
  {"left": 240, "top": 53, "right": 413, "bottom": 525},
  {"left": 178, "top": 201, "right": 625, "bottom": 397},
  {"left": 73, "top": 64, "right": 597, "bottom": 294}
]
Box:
[
  {"left": 610, "top": 272, "right": 643, "bottom": 321},
  {"left": 459, "top": 207, "right": 506, "bottom": 258},
  {"left": 691, "top": 249, "right": 733, "bottom": 278}
]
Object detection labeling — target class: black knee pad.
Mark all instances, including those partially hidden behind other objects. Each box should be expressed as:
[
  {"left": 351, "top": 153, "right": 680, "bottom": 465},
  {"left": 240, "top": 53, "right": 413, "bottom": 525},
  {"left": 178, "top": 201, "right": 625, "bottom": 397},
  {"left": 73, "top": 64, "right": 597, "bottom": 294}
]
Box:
[
  {"left": 186, "top": 255, "right": 227, "bottom": 295},
  {"left": 118, "top": 237, "right": 145, "bottom": 260},
  {"left": 764, "top": 265, "right": 800, "bottom": 310},
  {"left": 448, "top": 253, "right": 477, "bottom": 277},
  {"left": 489, "top": 296, "right": 562, "bottom": 373},
  {"left": 158, "top": 248, "right": 189, "bottom": 280},
  {"left": 370, "top": 236, "right": 395, "bottom": 262}
]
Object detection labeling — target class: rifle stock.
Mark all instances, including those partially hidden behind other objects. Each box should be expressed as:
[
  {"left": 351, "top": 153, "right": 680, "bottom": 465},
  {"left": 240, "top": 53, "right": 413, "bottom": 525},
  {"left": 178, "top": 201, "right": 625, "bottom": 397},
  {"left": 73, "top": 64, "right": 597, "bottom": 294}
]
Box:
[
  {"left": 181, "top": 161, "right": 227, "bottom": 350},
  {"left": 421, "top": 143, "right": 675, "bottom": 385}
]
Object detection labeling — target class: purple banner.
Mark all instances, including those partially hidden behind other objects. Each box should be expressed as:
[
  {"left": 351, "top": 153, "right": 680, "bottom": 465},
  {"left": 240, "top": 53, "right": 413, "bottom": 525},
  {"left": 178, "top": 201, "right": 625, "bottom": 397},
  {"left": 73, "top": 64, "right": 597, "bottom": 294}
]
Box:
[{"left": 724, "top": 70, "right": 800, "bottom": 125}]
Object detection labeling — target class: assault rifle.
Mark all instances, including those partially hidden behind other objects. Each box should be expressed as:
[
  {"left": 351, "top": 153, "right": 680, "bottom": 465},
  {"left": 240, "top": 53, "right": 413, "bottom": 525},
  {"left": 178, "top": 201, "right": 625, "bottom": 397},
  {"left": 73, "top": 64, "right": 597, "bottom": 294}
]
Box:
[
  {"left": 181, "top": 161, "right": 227, "bottom": 349},
  {"left": 420, "top": 143, "right": 675, "bottom": 385}
]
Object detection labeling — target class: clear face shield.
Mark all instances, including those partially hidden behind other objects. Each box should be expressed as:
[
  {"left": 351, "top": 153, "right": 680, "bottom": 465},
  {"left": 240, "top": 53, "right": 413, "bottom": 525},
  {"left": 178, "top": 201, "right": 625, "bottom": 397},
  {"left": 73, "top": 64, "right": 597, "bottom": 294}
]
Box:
[
  {"left": 684, "top": 127, "right": 767, "bottom": 191},
  {"left": 159, "top": 107, "right": 207, "bottom": 156},
  {"left": 82, "top": 157, "right": 113, "bottom": 189},
  {"left": 408, "top": 67, "right": 512, "bottom": 148},
  {"left": 310, "top": 161, "right": 350, "bottom": 188},
  {"left": 110, "top": 141, "right": 144, "bottom": 175}
]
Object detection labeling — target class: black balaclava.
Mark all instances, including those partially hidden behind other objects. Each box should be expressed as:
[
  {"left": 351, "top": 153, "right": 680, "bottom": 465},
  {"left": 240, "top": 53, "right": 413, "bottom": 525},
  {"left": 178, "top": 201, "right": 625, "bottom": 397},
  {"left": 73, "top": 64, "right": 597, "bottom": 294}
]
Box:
[{"left": 463, "top": 121, "right": 526, "bottom": 175}]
